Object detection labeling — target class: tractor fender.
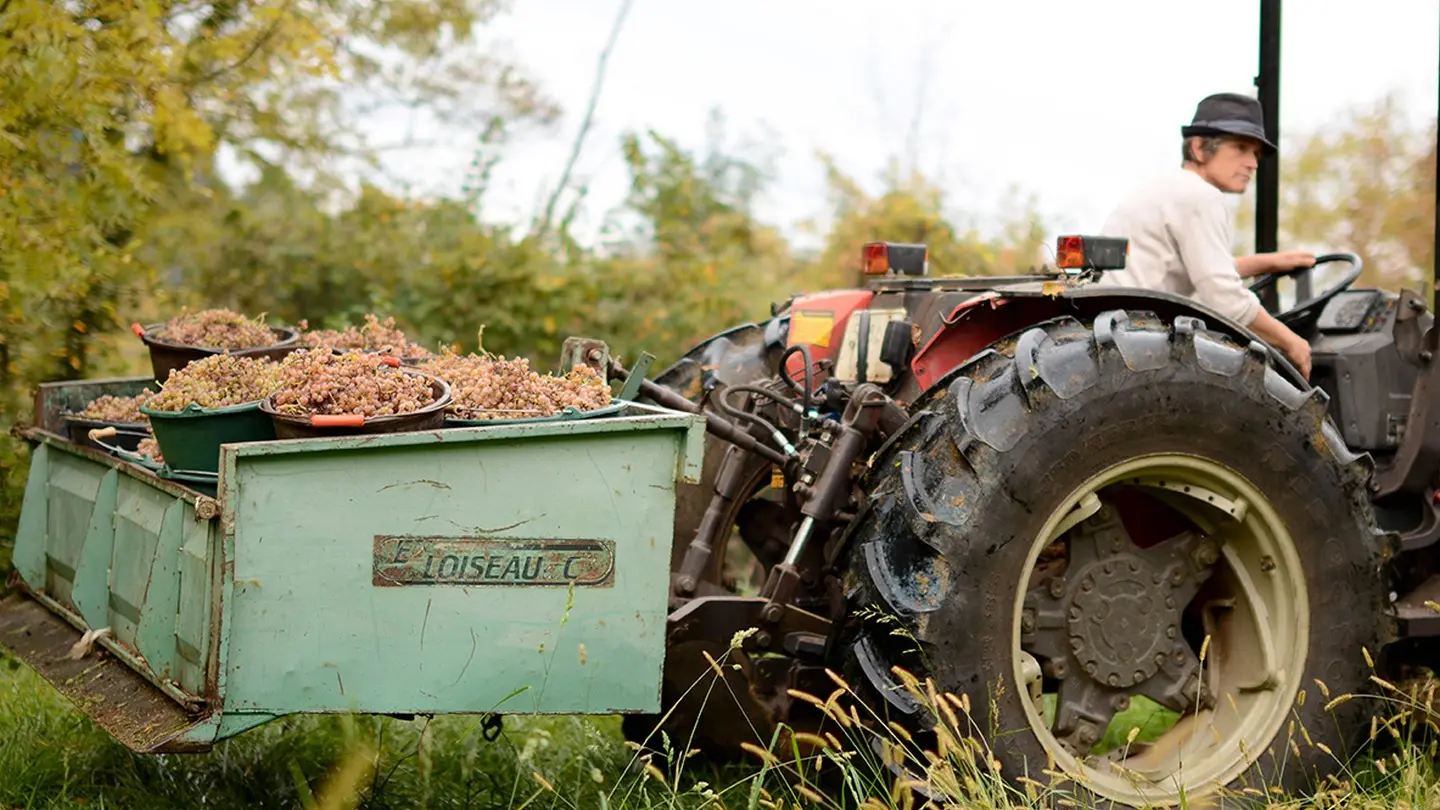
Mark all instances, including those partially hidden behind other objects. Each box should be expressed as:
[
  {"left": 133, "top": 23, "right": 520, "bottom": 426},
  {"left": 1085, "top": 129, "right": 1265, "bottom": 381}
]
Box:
[
  {"left": 907, "top": 285, "right": 1310, "bottom": 398},
  {"left": 649, "top": 319, "right": 783, "bottom": 403}
]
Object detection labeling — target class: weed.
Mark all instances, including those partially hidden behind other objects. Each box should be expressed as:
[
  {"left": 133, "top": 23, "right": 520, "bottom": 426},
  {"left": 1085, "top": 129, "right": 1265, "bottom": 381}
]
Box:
[{"left": 2, "top": 640, "right": 1440, "bottom": 810}]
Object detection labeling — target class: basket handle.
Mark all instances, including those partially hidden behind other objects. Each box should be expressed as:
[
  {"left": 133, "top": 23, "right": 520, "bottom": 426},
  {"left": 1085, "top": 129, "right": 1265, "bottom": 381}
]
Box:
[
  {"left": 88, "top": 426, "right": 118, "bottom": 441},
  {"left": 380, "top": 356, "right": 401, "bottom": 368},
  {"left": 131, "top": 323, "right": 145, "bottom": 338},
  {"left": 310, "top": 414, "right": 366, "bottom": 428}
]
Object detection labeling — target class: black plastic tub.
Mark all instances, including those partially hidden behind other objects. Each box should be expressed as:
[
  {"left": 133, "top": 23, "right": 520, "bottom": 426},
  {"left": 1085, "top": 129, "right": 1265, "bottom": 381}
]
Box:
[
  {"left": 260, "top": 373, "right": 452, "bottom": 439},
  {"left": 62, "top": 416, "right": 149, "bottom": 452},
  {"left": 444, "top": 399, "right": 629, "bottom": 427},
  {"left": 85, "top": 427, "right": 155, "bottom": 461},
  {"left": 134, "top": 322, "right": 300, "bottom": 382}
]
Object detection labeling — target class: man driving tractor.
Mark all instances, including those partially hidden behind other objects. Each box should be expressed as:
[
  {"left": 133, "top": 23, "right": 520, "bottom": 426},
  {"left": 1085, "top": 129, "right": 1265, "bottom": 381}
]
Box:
[{"left": 1096, "top": 91, "right": 1316, "bottom": 377}]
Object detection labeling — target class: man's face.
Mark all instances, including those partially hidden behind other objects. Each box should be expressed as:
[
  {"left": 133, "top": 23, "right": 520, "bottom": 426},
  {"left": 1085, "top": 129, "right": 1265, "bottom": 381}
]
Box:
[{"left": 1194, "top": 136, "right": 1264, "bottom": 193}]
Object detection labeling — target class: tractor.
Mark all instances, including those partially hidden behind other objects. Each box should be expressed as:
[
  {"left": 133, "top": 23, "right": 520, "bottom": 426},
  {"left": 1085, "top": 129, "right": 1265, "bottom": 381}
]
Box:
[
  {"left": 2, "top": 3, "right": 1435, "bottom": 809},
  {"left": 609, "top": 3, "right": 1440, "bottom": 806}
]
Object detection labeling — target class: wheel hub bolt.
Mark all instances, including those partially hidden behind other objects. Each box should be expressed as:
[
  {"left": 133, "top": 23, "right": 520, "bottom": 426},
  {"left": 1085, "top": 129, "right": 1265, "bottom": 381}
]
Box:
[
  {"left": 1112, "top": 695, "right": 1130, "bottom": 712},
  {"left": 1196, "top": 544, "right": 1219, "bottom": 566},
  {"left": 1021, "top": 611, "right": 1036, "bottom": 632},
  {"left": 1050, "top": 577, "right": 1067, "bottom": 598}
]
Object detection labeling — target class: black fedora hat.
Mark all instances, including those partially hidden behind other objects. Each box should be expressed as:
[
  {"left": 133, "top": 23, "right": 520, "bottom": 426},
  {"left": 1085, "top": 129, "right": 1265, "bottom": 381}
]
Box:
[{"left": 1181, "top": 92, "right": 1277, "bottom": 155}]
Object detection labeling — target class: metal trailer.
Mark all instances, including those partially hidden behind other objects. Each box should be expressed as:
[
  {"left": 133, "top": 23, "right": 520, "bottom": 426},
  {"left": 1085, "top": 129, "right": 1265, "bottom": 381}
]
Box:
[{"left": 1, "top": 375, "right": 705, "bottom": 752}]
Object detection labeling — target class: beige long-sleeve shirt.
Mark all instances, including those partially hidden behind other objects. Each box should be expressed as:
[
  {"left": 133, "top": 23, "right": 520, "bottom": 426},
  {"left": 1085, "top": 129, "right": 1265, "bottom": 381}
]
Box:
[{"left": 1094, "top": 168, "right": 1262, "bottom": 326}]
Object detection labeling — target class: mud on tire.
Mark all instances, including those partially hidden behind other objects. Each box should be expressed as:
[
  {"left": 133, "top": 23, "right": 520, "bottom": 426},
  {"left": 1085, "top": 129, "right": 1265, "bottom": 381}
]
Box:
[{"left": 832, "top": 310, "right": 1394, "bottom": 807}]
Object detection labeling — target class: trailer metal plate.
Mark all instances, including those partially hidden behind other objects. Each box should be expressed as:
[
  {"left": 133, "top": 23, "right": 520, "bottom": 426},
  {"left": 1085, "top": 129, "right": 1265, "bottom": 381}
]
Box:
[
  {"left": 372, "top": 535, "right": 617, "bottom": 587},
  {"left": 0, "top": 594, "right": 212, "bottom": 753}
]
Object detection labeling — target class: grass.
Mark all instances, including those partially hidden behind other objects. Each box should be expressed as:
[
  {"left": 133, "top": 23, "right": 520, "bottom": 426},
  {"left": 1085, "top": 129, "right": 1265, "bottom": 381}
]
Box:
[
  {"left": 4, "top": 639, "right": 1440, "bottom": 810},
  {"left": 0, "top": 650, "right": 745, "bottom": 810}
]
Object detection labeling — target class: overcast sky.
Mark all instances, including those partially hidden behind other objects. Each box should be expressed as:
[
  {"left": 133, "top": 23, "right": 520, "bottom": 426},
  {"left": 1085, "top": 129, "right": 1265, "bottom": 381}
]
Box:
[{"left": 349, "top": 0, "right": 1439, "bottom": 252}]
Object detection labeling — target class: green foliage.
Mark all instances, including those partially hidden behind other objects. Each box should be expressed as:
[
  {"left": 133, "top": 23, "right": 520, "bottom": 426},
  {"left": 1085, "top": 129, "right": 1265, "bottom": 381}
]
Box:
[
  {"left": 4, "top": 644, "right": 1440, "bottom": 808},
  {"left": 798, "top": 155, "right": 1051, "bottom": 290},
  {"left": 1234, "top": 94, "right": 1437, "bottom": 294}
]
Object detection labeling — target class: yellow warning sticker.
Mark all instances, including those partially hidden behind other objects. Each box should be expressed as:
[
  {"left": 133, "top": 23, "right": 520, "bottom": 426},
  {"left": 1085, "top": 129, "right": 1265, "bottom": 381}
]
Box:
[
  {"left": 770, "top": 467, "right": 786, "bottom": 489},
  {"left": 789, "top": 310, "right": 834, "bottom": 347}
]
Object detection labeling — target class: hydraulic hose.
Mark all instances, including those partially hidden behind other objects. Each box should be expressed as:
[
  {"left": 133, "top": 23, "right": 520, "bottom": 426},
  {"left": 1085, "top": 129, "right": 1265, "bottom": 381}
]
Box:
[
  {"left": 714, "top": 385, "right": 797, "bottom": 457},
  {"left": 633, "top": 376, "right": 788, "bottom": 466}
]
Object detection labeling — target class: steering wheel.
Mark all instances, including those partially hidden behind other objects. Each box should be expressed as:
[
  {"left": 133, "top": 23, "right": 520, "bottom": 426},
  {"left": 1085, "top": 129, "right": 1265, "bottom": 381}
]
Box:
[{"left": 1247, "top": 252, "right": 1364, "bottom": 332}]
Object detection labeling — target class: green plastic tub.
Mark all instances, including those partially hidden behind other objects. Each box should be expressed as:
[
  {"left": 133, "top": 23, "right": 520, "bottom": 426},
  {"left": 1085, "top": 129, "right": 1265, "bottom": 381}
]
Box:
[{"left": 140, "top": 401, "right": 277, "bottom": 474}]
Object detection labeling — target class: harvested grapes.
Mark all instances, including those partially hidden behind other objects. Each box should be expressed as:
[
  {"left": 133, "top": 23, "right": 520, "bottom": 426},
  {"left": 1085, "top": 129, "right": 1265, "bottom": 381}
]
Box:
[
  {"left": 297, "top": 314, "right": 430, "bottom": 359},
  {"left": 75, "top": 390, "right": 155, "bottom": 424},
  {"left": 551, "top": 365, "right": 613, "bottom": 412},
  {"left": 147, "top": 355, "right": 282, "bottom": 412},
  {"left": 269, "top": 349, "right": 437, "bottom": 417},
  {"left": 418, "top": 351, "right": 611, "bottom": 419},
  {"left": 149, "top": 308, "right": 279, "bottom": 350},
  {"left": 137, "top": 437, "right": 164, "bottom": 464}
]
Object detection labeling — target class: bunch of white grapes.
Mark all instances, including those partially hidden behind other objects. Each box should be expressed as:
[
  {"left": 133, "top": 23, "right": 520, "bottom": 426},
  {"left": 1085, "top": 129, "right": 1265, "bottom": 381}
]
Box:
[
  {"left": 148, "top": 355, "right": 282, "bottom": 411},
  {"left": 150, "top": 308, "right": 277, "bottom": 350},
  {"left": 297, "top": 314, "right": 430, "bottom": 359},
  {"left": 419, "top": 352, "right": 611, "bottom": 419},
  {"left": 76, "top": 390, "right": 155, "bottom": 423},
  {"left": 270, "top": 349, "right": 436, "bottom": 417}
]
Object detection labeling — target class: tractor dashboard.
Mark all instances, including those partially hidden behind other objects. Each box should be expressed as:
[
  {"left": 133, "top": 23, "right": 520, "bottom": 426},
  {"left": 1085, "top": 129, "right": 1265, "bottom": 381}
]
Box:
[
  {"left": 1316, "top": 289, "right": 1390, "bottom": 334},
  {"left": 1309, "top": 289, "right": 1417, "bottom": 453}
]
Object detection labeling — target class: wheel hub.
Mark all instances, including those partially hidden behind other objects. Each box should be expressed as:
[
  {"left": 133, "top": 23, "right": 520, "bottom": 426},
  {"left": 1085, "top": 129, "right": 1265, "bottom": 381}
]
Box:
[
  {"left": 1022, "top": 501, "right": 1223, "bottom": 753},
  {"left": 1067, "top": 554, "right": 1176, "bottom": 688}
]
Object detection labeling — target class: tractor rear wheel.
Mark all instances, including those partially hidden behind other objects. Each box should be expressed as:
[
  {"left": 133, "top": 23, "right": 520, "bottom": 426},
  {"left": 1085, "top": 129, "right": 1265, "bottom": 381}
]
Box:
[{"left": 835, "top": 310, "right": 1393, "bottom": 808}]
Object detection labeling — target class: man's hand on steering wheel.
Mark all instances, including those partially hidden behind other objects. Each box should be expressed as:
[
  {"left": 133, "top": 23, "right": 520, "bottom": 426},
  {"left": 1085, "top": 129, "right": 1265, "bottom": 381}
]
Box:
[
  {"left": 1264, "top": 250, "right": 1316, "bottom": 274},
  {"left": 1246, "top": 251, "right": 1366, "bottom": 337}
]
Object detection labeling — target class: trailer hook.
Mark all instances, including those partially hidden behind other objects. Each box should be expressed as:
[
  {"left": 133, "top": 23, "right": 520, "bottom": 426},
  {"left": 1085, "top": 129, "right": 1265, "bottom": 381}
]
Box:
[{"left": 481, "top": 712, "right": 503, "bottom": 741}]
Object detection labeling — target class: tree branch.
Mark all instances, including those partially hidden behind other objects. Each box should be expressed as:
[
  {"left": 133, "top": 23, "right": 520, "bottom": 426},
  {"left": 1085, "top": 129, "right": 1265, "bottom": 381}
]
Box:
[
  {"left": 193, "top": 0, "right": 294, "bottom": 85},
  {"left": 533, "top": 0, "right": 634, "bottom": 239}
]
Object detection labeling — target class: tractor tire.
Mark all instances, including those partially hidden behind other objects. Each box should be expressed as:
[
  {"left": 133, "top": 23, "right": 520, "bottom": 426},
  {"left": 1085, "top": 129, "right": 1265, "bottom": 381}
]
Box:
[{"left": 834, "top": 310, "right": 1394, "bottom": 808}]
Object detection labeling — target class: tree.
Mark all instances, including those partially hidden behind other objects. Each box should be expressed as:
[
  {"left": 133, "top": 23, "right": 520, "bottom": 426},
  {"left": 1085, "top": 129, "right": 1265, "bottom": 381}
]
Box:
[
  {"left": 581, "top": 112, "right": 796, "bottom": 364},
  {"left": 797, "top": 154, "right": 1051, "bottom": 290},
  {"left": 0, "top": 0, "right": 557, "bottom": 551},
  {"left": 1235, "top": 93, "right": 1437, "bottom": 295}
]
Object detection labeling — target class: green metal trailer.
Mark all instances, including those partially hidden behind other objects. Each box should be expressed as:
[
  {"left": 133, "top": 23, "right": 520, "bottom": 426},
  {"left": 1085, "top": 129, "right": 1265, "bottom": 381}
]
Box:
[{"left": 0, "top": 376, "right": 705, "bottom": 753}]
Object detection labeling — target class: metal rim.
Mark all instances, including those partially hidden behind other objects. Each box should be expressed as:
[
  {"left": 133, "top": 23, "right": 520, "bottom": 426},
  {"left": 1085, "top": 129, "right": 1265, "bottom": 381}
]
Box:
[{"left": 1009, "top": 453, "right": 1308, "bottom": 807}]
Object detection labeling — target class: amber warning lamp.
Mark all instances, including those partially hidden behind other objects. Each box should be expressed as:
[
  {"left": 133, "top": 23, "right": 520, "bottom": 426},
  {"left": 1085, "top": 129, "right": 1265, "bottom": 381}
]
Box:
[
  {"left": 1055, "top": 235, "right": 1129, "bottom": 273},
  {"left": 862, "top": 242, "right": 928, "bottom": 276}
]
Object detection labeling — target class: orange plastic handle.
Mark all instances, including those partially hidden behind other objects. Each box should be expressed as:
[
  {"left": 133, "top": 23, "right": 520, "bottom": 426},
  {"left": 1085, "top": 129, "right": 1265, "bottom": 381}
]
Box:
[
  {"left": 380, "top": 356, "right": 401, "bottom": 368},
  {"left": 131, "top": 322, "right": 145, "bottom": 338},
  {"left": 310, "top": 414, "right": 365, "bottom": 428}
]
